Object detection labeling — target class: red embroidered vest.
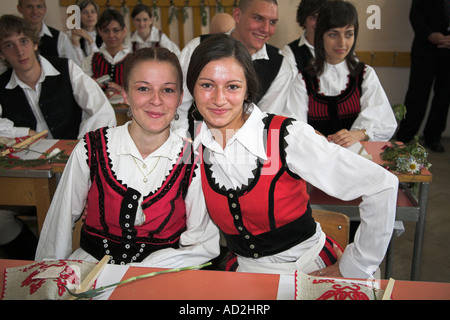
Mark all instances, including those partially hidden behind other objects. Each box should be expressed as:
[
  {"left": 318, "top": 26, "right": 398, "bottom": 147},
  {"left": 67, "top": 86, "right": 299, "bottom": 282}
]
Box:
[
  {"left": 303, "top": 62, "right": 365, "bottom": 136},
  {"left": 91, "top": 52, "right": 129, "bottom": 88},
  {"left": 200, "top": 115, "right": 316, "bottom": 258},
  {"left": 80, "top": 128, "right": 195, "bottom": 265}
]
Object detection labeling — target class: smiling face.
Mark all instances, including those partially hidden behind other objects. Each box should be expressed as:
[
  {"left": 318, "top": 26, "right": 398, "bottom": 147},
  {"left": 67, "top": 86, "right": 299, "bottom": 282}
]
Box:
[
  {"left": 193, "top": 57, "right": 248, "bottom": 140},
  {"left": 123, "top": 60, "right": 183, "bottom": 138},
  {"left": 98, "top": 20, "right": 127, "bottom": 56},
  {"left": 323, "top": 25, "right": 355, "bottom": 65},
  {"left": 17, "top": 0, "right": 46, "bottom": 30},
  {"left": 133, "top": 10, "right": 152, "bottom": 38},
  {"left": 232, "top": 0, "right": 278, "bottom": 55}
]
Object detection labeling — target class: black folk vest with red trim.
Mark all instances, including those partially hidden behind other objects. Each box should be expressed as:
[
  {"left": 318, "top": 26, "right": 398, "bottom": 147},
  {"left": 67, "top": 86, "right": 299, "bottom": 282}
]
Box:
[{"left": 303, "top": 62, "right": 365, "bottom": 136}]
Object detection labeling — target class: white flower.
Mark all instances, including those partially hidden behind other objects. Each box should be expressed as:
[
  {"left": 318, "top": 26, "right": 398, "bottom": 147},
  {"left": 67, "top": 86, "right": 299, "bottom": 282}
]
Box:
[{"left": 406, "top": 158, "right": 420, "bottom": 174}]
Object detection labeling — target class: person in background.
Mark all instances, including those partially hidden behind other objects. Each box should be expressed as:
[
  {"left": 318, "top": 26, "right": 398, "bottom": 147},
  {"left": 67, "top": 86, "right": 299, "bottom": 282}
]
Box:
[
  {"left": 176, "top": 0, "right": 295, "bottom": 134},
  {"left": 17, "top": 0, "right": 80, "bottom": 65},
  {"left": 68, "top": 0, "right": 102, "bottom": 64},
  {"left": 0, "top": 14, "right": 116, "bottom": 260},
  {"left": 127, "top": 4, "right": 180, "bottom": 57},
  {"left": 210, "top": 12, "right": 235, "bottom": 34},
  {"left": 396, "top": 0, "right": 450, "bottom": 153},
  {"left": 282, "top": 0, "right": 329, "bottom": 75},
  {"left": 286, "top": 0, "right": 397, "bottom": 148},
  {"left": 36, "top": 47, "right": 220, "bottom": 267},
  {"left": 187, "top": 33, "right": 398, "bottom": 279},
  {"left": 82, "top": 9, "right": 131, "bottom": 103}
]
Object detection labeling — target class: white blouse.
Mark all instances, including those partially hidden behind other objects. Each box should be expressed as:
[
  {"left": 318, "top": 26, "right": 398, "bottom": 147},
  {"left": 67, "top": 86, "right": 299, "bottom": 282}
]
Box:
[
  {"left": 126, "top": 26, "right": 181, "bottom": 57},
  {"left": 193, "top": 105, "right": 398, "bottom": 279},
  {"left": 35, "top": 123, "right": 220, "bottom": 268},
  {"left": 286, "top": 60, "right": 397, "bottom": 143}
]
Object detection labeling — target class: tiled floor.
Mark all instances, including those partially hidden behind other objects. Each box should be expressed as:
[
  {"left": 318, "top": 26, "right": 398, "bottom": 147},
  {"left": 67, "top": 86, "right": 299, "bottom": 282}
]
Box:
[{"left": 380, "top": 138, "right": 450, "bottom": 283}]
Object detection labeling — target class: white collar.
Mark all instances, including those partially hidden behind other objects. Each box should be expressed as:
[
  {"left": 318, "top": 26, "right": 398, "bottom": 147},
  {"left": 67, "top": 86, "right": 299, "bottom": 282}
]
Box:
[
  {"left": 193, "top": 104, "right": 268, "bottom": 160},
  {"left": 226, "top": 29, "right": 270, "bottom": 61},
  {"left": 323, "top": 60, "right": 349, "bottom": 75},
  {"left": 39, "top": 23, "right": 53, "bottom": 38},
  {"left": 131, "top": 26, "right": 160, "bottom": 44},
  {"left": 5, "top": 55, "right": 60, "bottom": 90},
  {"left": 116, "top": 122, "right": 183, "bottom": 161}
]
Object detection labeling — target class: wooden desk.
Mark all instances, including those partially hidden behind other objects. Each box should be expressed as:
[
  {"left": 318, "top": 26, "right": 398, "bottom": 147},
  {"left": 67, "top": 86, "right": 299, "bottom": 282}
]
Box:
[
  {"left": 0, "top": 140, "right": 76, "bottom": 234},
  {"left": 1, "top": 259, "right": 449, "bottom": 300},
  {"left": 309, "top": 142, "right": 432, "bottom": 281}
]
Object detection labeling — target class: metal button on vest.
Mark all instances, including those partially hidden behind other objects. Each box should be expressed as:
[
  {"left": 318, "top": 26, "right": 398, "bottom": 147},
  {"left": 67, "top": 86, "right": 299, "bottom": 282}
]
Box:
[
  {"left": 253, "top": 253, "right": 259, "bottom": 258},
  {"left": 229, "top": 193, "right": 234, "bottom": 198},
  {"left": 249, "top": 244, "right": 255, "bottom": 249},
  {"left": 245, "top": 235, "right": 250, "bottom": 240},
  {"left": 234, "top": 215, "right": 239, "bottom": 220},
  {"left": 231, "top": 203, "right": 237, "bottom": 209}
]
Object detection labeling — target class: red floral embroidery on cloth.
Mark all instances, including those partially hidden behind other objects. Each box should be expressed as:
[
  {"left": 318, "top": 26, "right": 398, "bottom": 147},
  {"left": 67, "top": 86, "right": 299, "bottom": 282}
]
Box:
[
  {"left": 20, "top": 261, "right": 80, "bottom": 297},
  {"left": 295, "top": 271, "right": 384, "bottom": 300},
  {"left": 316, "top": 283, "right": 370, "bottom": 300}
]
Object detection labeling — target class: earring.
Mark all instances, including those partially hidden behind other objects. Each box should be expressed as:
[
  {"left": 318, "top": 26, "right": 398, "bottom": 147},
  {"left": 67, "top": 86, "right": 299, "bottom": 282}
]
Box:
[
  {"left": 174, "top": 111, "right": 180, "bottom": 121},
  {"left": 127, "top": 107, "right": 133, "bottom": 118}
]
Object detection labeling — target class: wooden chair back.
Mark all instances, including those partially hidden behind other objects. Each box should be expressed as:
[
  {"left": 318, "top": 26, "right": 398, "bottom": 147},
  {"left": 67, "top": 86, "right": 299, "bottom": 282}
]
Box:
[{"left": 312, "top": 209, "right": 350, "bottom": 250}]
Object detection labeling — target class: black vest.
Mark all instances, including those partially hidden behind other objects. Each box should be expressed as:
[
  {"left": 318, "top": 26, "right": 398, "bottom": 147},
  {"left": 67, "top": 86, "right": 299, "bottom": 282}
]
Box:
[
  {"left": 0, "top": 57, "right": 82, "bottom": 139},
  {"left": 288, "top": 39, "right": 314, "bottom": 73},
  {"left": 39, "top": 26, "right": 60, "bottom": 59}
]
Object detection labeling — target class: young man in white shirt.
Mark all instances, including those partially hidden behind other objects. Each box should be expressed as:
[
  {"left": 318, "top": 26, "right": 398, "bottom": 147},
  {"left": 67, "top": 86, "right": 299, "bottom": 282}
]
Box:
[{"left": 0, "top": 14, "right": 116, "bottom": 260}]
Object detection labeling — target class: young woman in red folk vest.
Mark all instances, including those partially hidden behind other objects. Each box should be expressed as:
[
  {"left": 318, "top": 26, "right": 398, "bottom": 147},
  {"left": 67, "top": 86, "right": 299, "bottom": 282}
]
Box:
[
  {"left": 187, "top": 33, "right": 398, "bottom": 279},
  {"left": 81, "top": 9, "right": 130, "bottom": 103},
  {"left": 36, "top": 48, "right": 220, "bottom": 267},
  {"left": 287, "top": 1, "right": 397, "bottom": 148}
]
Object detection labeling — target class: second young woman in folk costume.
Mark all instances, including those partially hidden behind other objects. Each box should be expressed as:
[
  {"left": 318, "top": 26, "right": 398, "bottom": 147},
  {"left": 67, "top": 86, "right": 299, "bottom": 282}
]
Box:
[
  {"left": 286, "top": 1, "right": 397, "bottom": 148},
  {"left": 188, "top": 33, "right": 398, "bottom": 279},
  {"left": 81, "top": 9, "right": 130, "bottom": 102},
  {"left": 36, "top": 47, "right": 220, "bottom": 267}
]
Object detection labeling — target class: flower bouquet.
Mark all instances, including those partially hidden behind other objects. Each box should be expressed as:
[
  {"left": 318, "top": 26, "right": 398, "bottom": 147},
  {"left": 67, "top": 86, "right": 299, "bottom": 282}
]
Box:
[{"left": 380, "top": 137, "right": 431, "bottom": 174}]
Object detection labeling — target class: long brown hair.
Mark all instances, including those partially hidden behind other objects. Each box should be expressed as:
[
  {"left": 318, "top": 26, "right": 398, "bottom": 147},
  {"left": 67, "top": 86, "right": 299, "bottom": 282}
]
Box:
[{"left": 310, "top": 0, "right": 359, "bottom": 77}]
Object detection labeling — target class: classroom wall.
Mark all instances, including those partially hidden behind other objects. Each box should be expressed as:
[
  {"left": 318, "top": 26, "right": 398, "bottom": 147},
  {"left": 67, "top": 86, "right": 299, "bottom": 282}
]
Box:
[{"left": 1, "top": 0, "right": 449, "bottom": 137}]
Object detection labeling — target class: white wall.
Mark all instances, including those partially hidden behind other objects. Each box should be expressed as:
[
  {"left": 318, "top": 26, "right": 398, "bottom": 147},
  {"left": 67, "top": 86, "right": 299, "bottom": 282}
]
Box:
[{"left": 1, "top": 0, "right": 449, "bottom": 137}]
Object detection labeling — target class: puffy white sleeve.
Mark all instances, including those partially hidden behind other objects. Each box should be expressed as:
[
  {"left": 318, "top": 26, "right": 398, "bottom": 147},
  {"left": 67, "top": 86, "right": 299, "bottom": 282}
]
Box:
[
  {"left": 284, "top": 120, "right": 398, "bottom": 278},
  {"left": 351, "top": 65, "right": 397, "bottom": 141},
  {"left": 68, "top": 60, "right": 117, "bottom": 138},
  {"left": 35, "top": 139, "right": 91, "bottom": 260}
]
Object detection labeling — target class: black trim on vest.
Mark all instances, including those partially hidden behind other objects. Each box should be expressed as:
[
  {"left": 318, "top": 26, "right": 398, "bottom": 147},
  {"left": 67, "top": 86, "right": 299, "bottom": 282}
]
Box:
[
  {"left": 303, "top": 62, "right": 365, "bottom": 136},
  {"left": 224, "top": 203, "right": 315, "bottom": 258},
  {"left": 81, "top": 127, "right": 192, "bottom": 264},
  {"left": 202, "top": 114, "right": 316, "bottom": 259}
]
